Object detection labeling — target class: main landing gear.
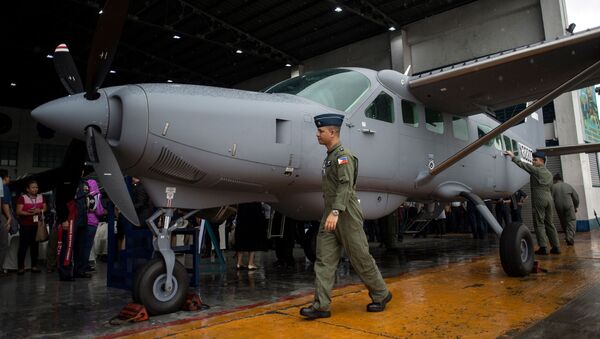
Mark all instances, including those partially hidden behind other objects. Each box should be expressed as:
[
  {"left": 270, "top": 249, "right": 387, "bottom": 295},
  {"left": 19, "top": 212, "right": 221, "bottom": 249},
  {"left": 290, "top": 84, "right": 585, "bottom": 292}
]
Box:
[
  {"left": 132, "top": 208, "right": 198, "bottom": 315},
  {"left": 461, "top": 192, "right": 534, "bottom": 277}
]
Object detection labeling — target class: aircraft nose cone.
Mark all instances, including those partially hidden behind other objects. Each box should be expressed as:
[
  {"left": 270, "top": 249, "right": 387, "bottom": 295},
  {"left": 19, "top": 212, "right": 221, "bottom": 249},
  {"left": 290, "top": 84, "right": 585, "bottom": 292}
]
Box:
[{"left": 31, "top": 91, "right": 109, "bottom": 140}]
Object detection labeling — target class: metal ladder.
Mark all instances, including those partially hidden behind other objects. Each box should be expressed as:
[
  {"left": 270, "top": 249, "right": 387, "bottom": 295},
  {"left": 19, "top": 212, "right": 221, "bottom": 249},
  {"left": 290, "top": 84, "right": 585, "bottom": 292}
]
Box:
[{"left": 403, "top": 203, "right": 444, "bottom": 235}]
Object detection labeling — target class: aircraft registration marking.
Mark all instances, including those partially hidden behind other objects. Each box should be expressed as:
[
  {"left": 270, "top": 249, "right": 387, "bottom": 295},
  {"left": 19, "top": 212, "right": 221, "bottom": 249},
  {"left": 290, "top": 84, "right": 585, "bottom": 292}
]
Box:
[{"left": 519, "top": 143, "right": 533, "bottom": 165}]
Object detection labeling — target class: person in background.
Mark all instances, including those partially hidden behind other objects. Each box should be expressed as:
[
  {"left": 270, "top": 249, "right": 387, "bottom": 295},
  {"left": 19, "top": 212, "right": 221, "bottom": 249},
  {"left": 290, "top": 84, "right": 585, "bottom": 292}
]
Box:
[
  {"left": 510, "top": 189, "right": 528, "bottom": 223},
  {"left": 75, "top": 179, "right": 105, "bottom": 276},
  {"left": 234, "top": 202, "right": 266, "bottom": 270},
  {"left": 0, "top": 170, "right": 12, "bottom": 276},
  {"left": 16, "top": 180, "right": 47, "bottom": 274},
  {"left": 552, "top": 173, "right": 579, "bottom": 246},
  {"left": 494, "top": 196, "right": 512, "bottom": 228}
]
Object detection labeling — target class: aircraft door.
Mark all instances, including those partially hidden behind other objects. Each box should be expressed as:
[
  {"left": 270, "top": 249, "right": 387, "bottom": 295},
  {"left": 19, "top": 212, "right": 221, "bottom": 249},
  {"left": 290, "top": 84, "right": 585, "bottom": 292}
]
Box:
[{"left": 347, "top": 90, "right": 399, "bottom": 180}]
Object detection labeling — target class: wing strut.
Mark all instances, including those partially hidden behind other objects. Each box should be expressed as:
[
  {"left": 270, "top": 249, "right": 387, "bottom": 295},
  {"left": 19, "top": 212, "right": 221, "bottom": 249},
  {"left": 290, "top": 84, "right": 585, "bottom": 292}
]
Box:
[{"left": 415, "top": 58, "right": 600, "bottom": 186}]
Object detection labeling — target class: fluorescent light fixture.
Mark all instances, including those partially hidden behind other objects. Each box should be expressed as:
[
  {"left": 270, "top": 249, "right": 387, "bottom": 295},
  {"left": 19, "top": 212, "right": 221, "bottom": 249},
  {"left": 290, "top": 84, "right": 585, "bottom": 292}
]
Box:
[
  {"left": 99, "top": 9, "right": 103, "bottom": 14},
  {"left": 173, "top": 35, "right": 181, "bottom": 39},
  {"left": 285, "top": 63, "right": 292, "bottom": 67},
  {"left": 388, "top": 26, "right": 396, "bottom": 31},
  {"left": 46, "top": 54, "right": 54, "bottom": 59},
  {"left": 109, "top": 70, "right": 116, "bottom": 74},
  {"left": 10, "top": 83, "right": 16, "bottom": 87},
  {"left": 167, "top": 79, "right": 173, "bottom": 83},
  {"left": 235, "top": 49, "right": 243, "bottom": 54},
  {"left": 334, "top": 6, "right": 342, "bottom": 12}
]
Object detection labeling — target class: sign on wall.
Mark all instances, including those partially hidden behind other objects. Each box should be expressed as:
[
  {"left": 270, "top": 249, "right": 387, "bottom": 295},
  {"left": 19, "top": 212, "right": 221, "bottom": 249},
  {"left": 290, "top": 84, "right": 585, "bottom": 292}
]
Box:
[{"left": 580, "top": 86, "right": 600, "bottom": 143}]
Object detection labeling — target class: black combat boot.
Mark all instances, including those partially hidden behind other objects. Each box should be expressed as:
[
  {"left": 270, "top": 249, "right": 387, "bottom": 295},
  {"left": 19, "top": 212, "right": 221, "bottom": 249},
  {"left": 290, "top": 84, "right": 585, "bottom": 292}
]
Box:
[
  {"left": 300, "top": 306, "right": 331, "bottom": 319},
  {"left": 535, "top": 247, "right": 548, "bottom": 255},
  {"left": 550, "top": 247, "right": 561, "bottom": 254},
  {"left": 366, "top": 292, "right": 392, "bottom": 312}
]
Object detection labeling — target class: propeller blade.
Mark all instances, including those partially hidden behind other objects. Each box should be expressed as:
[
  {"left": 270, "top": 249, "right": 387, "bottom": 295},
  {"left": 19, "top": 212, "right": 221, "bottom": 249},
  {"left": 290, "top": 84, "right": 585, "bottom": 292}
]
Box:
[
  {"left": 53, "top": 44, "right": 84, "bottom": 95},
  {"left": 85, "top": 0, "right": 129, "bottom": 100},
  {"left": 85, "top": 127, "right": 140, "bottom": 226}
]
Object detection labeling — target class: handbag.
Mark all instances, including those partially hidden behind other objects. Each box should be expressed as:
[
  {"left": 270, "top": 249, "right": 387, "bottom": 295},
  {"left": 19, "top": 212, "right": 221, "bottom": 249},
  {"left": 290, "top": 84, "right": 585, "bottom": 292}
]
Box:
[{"left": 36, "top": 220, "right": 49, "bottom": 242}]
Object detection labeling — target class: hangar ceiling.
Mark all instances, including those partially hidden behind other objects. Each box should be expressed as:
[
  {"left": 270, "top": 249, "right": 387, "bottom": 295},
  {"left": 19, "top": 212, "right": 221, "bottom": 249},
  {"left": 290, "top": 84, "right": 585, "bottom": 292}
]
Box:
[{"left": 1, "top": 0, "right": 476, "bottom": 108}]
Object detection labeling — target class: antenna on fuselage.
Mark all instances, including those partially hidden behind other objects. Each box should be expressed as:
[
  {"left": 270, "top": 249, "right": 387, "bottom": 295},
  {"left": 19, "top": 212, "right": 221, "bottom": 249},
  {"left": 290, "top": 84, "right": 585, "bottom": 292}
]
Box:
[{"left": 404, "top": 65, "right": 412, "bottom": 76}]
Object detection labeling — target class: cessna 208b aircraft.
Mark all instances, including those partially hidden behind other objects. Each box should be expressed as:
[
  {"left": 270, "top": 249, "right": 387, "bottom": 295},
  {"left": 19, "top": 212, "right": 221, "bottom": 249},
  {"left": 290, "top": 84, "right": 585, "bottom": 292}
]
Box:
[{"left": 31, "top": 0, "right": 600, "bottom": 315}]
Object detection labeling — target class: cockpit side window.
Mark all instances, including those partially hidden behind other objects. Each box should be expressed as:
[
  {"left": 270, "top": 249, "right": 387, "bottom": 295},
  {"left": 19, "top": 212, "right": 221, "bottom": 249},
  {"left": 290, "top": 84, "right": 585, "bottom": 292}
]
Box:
[
  {"left": 365, "top": 92, "right": 394, "bottom": 123},
  {"left": 264, "top": 69, "right": 371, "bottom": 112},
  {"left": 402, "top": 100, "right": 418, "bottom": 127}
]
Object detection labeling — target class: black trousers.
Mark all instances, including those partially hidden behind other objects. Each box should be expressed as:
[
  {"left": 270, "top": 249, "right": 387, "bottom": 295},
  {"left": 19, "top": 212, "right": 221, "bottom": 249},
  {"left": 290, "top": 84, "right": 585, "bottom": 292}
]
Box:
[{"left": 18, "top": 224, "right": 39, "bottom": 269}]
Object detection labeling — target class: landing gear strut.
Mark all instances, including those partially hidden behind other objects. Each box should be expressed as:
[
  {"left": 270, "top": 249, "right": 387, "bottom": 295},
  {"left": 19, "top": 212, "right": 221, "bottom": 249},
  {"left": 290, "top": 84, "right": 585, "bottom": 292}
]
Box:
[
  {"left": 461, "top": 192, "right": 534, "bottom": 277},
  {"left": 132, "top": 208, "right": 198, "bottom": 315}
]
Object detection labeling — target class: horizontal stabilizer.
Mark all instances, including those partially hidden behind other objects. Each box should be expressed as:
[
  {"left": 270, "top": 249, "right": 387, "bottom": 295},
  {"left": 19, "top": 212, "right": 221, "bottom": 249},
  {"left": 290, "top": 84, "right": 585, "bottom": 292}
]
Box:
[{"left": 538, "top": 143, "right": 600, "bottom": 157}]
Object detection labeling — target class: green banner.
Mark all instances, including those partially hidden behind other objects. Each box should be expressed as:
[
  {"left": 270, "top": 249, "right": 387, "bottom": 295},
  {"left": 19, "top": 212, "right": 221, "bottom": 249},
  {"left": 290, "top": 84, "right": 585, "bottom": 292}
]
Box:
[{"left": 580, "top": 86, "right": 600, "bottom": 143}]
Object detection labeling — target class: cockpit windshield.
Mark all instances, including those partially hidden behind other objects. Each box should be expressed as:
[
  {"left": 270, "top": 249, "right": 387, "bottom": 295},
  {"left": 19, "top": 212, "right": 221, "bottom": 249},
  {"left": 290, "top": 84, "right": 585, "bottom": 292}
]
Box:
[{"left": 264, "top": 69, "right": 371, "bottom": 112}]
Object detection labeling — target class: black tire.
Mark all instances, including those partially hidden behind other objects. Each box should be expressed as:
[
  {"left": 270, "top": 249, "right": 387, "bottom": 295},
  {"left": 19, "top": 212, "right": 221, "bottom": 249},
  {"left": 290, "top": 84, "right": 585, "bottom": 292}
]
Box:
[
  {"left": 131, "top": 260, "right": 152, "bottom": 304},
  {"left": 500, "top": 222, "right": 534, "bottom": 277},
  {"left": 137, "top": 257, "right": 189, "bottom": 315},
  {"left": 303, "top": 224, "right": 318, "bottom": 263}
]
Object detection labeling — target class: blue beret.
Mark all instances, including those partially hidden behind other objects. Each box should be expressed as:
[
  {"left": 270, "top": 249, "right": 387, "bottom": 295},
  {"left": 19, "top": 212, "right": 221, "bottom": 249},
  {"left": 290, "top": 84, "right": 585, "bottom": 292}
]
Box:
[
  {"left": 314, "top": 113, "right": 344, "bottom": 127},
  {"left": 532, "top": 151, "right": 546, "bottom": 160}
]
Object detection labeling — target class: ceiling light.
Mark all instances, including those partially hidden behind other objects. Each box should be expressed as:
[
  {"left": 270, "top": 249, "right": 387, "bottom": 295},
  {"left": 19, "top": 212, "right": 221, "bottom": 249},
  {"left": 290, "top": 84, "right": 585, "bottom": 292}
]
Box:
[
  {"left": 334, "top": 6, "right": 342, "bottom": 12},
  {"left": 285, "top": 63, "right": 292, "bottom": 67},
  {"left": 388, "top": 26, "right": 396, "bottom": 31},
  {"left": 99, "top": 9, "right": 103, "bottom": 15},
  {"left": 167, "top": 80, "right": 173, "bottom": 83},
  {"left": 46, "top": 54, "right": 54, "bottom": 59},
  {"left": 109, "top": 70, "right": 116, "bottom": 74},
  {"left": 10, "top": 83, "right": 16, "bottom": 87},
  {"left": 173, "top": 35, "right": 181, "bottom": 39},
  {"left": 235, "top": 49, "right": 243, "bottom": 54}
]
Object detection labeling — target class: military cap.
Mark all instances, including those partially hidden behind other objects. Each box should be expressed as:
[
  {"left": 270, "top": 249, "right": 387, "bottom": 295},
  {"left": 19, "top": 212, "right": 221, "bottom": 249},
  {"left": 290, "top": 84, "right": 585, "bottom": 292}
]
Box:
[
  {"left": 314, "top": 113, "right": 344, "bottom": 127},
  {"left": 532, "top": 150, "right": 546, "bottom": 161}
]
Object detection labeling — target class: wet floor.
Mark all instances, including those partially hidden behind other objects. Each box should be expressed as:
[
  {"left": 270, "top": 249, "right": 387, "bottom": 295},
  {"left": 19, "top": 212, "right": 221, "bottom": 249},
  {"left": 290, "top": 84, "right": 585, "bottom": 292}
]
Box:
[{"left": 1, "top": 231, "right": 600, "bottom": 338}]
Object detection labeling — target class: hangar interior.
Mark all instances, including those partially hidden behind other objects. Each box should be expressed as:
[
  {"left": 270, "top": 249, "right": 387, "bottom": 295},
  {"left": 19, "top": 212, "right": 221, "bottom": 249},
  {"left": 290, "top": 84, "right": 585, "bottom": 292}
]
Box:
[{"left": 1, "top": 0, "right": 600, "bottom": 337}]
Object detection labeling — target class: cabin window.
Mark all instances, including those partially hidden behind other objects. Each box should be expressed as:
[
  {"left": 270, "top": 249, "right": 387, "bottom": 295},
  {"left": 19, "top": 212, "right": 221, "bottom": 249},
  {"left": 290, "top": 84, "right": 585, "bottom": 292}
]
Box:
[
  {"left": 425, "top": 108, "right": 444, "bottom": 134},
  {"left": 493, "top": 135, "right": 503, "bottom": 151},
  {"left": 512, "top": 139, "right": 519, "bottom": 156},
  {"left": 401, "top": 100, "right": 418, "bottom": 127},
  {"left": 503, "top": 136, "right": 512, "bottom": 151},
  {"left": 365, "top": 92, "right": 394, "bottom": 123},
  {"left": 477, "top": 124, "right": 493, "bottom": 147},
  {"left": 452, "top": 116, "right": 468, "bottom": 141}
]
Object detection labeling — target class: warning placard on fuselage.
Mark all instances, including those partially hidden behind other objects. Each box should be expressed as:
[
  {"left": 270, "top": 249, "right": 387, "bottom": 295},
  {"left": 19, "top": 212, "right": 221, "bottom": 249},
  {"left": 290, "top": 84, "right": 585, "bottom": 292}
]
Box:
[{"left": 518, "top": 143, "right": 533, "bottom": 165}]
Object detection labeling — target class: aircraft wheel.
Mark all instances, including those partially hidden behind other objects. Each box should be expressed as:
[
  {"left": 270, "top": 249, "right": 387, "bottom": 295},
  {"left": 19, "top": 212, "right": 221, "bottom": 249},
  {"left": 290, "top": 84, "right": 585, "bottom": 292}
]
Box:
[
  {"left": 303, "top": 224, "right": 318, "bottom": 263},
  {"left": 131, "top": 260, "right": 152, "bottom": 304},
  {"left": 500, "top": 222, "right": 534, "bottom": 277},
  {"left": 137, "top": 257, "right": 188, "bottom": 315}
]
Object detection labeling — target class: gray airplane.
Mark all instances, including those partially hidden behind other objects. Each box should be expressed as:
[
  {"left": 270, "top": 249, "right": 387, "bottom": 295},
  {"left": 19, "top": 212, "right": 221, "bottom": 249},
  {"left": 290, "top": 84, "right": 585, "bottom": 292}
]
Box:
[{"left": 31, "top": 0, "right": 600, "bottom": 315}]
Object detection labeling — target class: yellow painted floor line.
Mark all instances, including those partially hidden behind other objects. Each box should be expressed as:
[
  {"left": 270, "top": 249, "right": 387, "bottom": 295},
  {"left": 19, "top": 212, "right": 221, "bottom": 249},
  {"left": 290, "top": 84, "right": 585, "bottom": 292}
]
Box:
[{"left": 121, "top": 232, "right": 600, "bottom": 338}]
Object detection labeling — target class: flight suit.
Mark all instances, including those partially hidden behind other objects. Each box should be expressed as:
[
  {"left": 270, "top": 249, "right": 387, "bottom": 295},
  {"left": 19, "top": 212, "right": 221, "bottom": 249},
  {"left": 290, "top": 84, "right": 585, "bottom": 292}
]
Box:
[
  {"left": 312, "top": 143, "right": 388, "bottom": 311},
  {"left": 551, "top": 181, "right": 579, "bottom": 244},
  {"left": 511, "top": 157, "right": 559, "bottom": 249}
]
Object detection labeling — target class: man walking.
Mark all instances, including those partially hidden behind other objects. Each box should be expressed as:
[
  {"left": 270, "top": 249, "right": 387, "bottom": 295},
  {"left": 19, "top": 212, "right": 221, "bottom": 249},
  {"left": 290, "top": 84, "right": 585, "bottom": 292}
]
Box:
[
  {"left": 300, "top": 113, "right": 391, "bottom": 320},
  {"left": 552, "top": 173, "right": 579, "bottom": 246},
  {"left": 504, "top": 150, "right": 560, "bottom": 255}
]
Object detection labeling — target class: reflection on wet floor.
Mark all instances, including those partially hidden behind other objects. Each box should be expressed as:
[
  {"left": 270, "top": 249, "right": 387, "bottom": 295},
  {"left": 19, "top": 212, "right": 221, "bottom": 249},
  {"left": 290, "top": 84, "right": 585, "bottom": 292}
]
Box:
[{"left": 2, "top": 231, "right": 600, "bottom": 338}]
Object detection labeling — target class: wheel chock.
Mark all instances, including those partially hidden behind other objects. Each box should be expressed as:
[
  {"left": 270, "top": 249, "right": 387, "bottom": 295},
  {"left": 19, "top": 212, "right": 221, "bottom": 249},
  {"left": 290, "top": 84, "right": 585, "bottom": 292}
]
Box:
[
  {"left": 109, "top": 303, "right": 149, "bottom": 325},
  {"left": 182, "top": 291, "right": 210, "bottom": 311},
  {"left": 531, "top": 260, "right": 548, "bottom": 273}
]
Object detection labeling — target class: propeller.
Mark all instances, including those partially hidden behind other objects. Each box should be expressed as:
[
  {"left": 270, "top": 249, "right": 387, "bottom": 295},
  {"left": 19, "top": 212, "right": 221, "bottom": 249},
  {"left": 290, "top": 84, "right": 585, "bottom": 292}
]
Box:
[{"left": 47, "top": 0, "right": 140, "bottom": 225}]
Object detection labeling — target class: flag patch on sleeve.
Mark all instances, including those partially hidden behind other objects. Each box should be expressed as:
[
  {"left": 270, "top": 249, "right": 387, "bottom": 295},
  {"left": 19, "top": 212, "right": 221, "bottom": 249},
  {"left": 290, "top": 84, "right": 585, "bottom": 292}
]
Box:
[{"left": 337, "top": 156, "right": 348, "bottom": 165}]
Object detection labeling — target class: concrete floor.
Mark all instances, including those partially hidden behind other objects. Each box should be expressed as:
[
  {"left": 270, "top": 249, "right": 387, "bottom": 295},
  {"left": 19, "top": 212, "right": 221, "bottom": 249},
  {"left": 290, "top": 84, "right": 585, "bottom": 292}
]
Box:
[{"left": 1, "top": 231, "right": 599, "bottom": 338}]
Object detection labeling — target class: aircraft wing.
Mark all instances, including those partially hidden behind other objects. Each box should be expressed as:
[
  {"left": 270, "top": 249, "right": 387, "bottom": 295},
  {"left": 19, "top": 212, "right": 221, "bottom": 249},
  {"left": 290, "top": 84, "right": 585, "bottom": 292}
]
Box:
[
  {"left": 538, "top": 143, "right": 600, "bottom": 157},
  {"left": 409, "top": 27, "right": 600, "bottom": 116}
]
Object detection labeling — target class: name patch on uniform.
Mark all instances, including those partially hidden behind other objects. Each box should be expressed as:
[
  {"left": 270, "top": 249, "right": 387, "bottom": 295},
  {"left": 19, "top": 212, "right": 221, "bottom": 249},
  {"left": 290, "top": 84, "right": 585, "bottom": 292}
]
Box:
[{"left": 337, "top": 156, "right": 348, "bottom": 165}]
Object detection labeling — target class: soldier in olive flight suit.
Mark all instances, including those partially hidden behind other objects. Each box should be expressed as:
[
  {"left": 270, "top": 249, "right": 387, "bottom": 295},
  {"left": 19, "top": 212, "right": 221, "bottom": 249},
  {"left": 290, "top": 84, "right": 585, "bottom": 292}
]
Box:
[
  {"left": 505, "top": 150, "right": 560, "bottom": 255},
  {"left": 300, "top": 113, "right": 391, "bottom": 320},
  {"left": 552, "top": 173, "right": 579, "bottom": 246}
]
